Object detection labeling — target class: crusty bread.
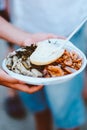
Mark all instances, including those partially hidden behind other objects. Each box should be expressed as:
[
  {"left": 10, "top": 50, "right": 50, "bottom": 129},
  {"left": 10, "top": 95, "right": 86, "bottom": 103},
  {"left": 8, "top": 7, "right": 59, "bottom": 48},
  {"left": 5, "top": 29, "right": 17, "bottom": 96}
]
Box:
[{"left": 30, "top": 41, "right": 64, "bottom": 65}]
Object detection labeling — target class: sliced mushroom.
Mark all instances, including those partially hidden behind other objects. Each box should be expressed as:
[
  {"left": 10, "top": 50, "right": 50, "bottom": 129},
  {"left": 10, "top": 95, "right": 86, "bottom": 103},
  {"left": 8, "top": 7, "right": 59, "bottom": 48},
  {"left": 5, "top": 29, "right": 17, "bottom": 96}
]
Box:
[
  {"left": 31, "top": 69, "right": 43, "bottom": 77},
  {"left": 6, "top": 57, "right": 13, "bottom": 69},
  {"left": 12, "top": 59, "right": 33, "bottom": 76},
  {"left": 22, "top": 61, "right": 31, "bottom": 70},
  {"left": 13, "top": 56, "right": 18, "bottom": 63}
]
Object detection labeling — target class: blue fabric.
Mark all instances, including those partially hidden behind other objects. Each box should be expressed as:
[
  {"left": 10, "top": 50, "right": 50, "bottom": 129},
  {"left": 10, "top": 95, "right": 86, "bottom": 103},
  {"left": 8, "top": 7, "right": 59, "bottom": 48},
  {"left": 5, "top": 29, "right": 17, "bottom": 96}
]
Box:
[
  {"left": 19, "top": 25, "right": 86, "bottom": 128},
  {"left": 19, "top": 89, "right": 48, "bottom": 113}
]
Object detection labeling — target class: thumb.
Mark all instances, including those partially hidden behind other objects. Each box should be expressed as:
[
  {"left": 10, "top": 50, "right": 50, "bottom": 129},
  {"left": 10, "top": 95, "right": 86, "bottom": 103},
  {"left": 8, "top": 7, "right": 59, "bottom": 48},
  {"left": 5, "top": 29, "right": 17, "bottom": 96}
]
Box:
[{"left": 23, "top": 38, "right": 34, "bottom": 46}]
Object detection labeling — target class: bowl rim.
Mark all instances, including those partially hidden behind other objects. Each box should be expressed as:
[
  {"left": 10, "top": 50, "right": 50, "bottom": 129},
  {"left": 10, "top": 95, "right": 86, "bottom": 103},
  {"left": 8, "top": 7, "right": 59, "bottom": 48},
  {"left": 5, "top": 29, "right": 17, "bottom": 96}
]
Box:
[{"left": 2, "top": 39, "right": 87, "bottom": 85}]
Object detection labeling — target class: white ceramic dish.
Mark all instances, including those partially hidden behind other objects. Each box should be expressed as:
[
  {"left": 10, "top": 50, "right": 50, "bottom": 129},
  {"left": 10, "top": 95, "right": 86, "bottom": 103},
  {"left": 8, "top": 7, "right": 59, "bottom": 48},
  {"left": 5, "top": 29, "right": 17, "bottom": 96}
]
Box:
[{"left": 2, "top": 39, "right": 87, "bottom": 85}]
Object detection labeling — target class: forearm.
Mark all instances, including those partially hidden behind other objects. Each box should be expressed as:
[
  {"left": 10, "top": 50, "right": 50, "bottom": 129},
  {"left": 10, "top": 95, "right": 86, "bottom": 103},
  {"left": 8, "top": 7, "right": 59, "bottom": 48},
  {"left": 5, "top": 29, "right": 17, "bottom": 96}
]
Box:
[{"left": 0, "top": 16, "right": 32, "bottom": 46}]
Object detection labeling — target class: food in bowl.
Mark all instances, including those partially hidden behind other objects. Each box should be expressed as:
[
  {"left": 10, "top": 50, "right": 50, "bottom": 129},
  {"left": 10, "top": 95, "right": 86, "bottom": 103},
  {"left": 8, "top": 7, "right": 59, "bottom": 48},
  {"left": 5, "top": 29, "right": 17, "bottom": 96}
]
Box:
[{"left": 5, "top": 40, "right": 82, "bottom": 78}]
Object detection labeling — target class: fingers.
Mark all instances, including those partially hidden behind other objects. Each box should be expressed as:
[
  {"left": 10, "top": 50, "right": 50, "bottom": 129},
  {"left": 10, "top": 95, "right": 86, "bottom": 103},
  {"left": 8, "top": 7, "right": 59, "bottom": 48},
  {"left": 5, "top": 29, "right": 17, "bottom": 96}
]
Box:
[
  {"left": 0, "top": 69, "right": 43, "bottom": 94},
  {"left": 46, "top": 34, "right": 66, "bottom": 39},
  {"left": 21, "top": 84, "right": 43, "bottom": 93},
  {"left": 23, "top": 38, "right": 33, "bottom": 46},
  {"left": 22, "top": 33, "right": 66, "bottom": 46},
  {"left": 0, "top": 69, "right": 24, "bottom": 84},
  {"left": 8, "top": 83, "right": 43, "bottom": 94},
  {"left": 57, "top": 36, "right": 66, "bottom": 39}
]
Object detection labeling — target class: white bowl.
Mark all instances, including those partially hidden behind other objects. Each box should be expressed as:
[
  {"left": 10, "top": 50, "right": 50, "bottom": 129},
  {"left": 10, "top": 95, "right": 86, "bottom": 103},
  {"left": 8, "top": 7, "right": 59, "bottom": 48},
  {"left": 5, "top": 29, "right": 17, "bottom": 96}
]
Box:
[{"left": 2, "top": 39, "right": 87, "bottom": 85}]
